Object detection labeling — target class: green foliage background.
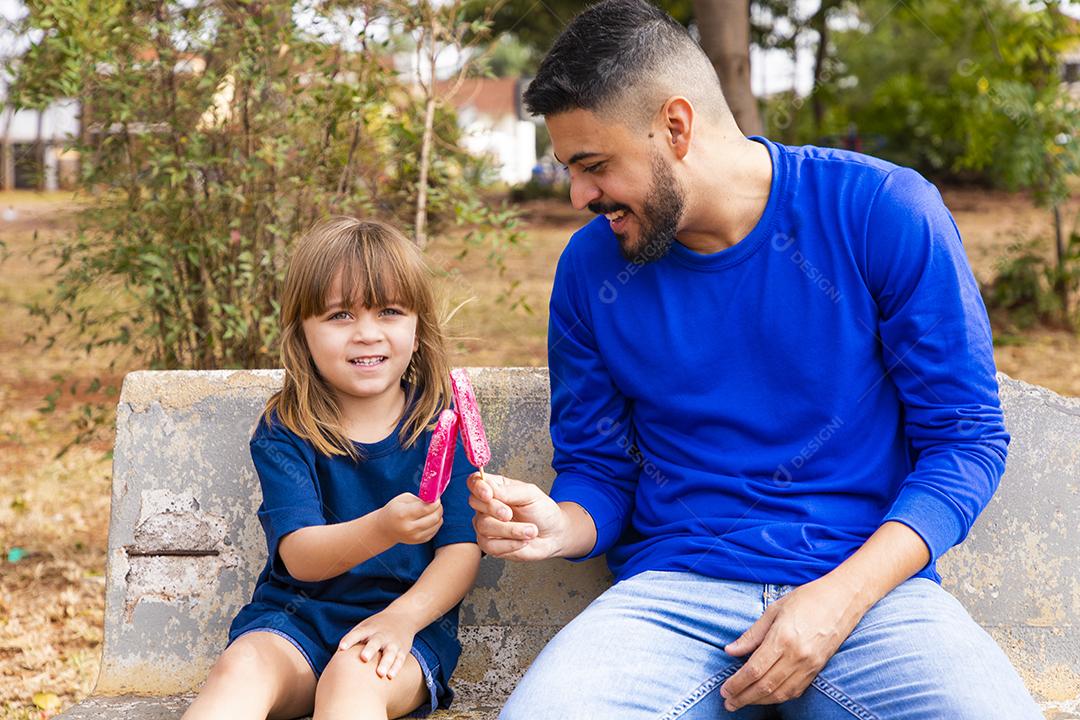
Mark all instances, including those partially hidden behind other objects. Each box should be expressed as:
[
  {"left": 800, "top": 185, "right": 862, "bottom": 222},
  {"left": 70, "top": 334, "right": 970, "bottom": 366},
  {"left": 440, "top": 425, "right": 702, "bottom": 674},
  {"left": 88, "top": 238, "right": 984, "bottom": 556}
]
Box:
[{"left": 7, "top": 0, "right": 521, "bottom": 370}]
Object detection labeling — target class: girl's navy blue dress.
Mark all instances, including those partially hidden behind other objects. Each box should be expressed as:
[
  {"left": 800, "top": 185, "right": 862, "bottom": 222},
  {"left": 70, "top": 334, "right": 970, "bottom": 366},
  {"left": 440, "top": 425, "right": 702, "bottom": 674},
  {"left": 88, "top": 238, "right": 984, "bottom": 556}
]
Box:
[{"left": 228, "top": 409, "right": 477, "bottom": 712}]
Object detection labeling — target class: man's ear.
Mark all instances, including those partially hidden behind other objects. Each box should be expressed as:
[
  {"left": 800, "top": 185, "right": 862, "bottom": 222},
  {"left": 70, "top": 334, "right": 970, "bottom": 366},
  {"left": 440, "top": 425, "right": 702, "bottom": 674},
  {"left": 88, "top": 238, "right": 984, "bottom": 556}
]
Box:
[{"left": 659, "top": 96, "right": 694, "bottom": 160}]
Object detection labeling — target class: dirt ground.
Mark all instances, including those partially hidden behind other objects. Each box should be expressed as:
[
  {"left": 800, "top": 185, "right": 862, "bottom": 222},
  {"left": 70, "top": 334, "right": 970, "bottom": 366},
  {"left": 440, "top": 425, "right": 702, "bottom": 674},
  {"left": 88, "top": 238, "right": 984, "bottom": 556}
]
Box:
[{"left": 0, "top": 187, "right": 1078, "bottom": 717}]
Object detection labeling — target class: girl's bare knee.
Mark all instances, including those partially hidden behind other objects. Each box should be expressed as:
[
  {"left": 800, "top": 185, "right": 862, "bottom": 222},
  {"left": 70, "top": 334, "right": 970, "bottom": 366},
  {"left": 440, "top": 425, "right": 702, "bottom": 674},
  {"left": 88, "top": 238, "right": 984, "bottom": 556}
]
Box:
[
  {"left": 316, "top": 647, "right": 390, "bottom": 702},
  {"left": 210, "top": 640, "right": 268, "bottom": 684},
  {"left": 182, "top": 645, "right": 272, "bottom": 720},
  {"left": 314, "top": 647, "right": 428, "bottom": 720},
  {"left": 186, "top": 633, "right": 315, "bottom": 720}
]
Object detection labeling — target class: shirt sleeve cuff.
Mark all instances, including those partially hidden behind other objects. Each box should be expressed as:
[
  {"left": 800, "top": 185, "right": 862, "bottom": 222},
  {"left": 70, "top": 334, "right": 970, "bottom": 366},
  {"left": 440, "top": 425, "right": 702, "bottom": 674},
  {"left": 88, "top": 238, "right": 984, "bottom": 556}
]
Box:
[
  {"left": 550, "top": 475, "right": 629, "bottom": 562},
  {"left": 882, "top": 485, "right": 967, "bottom": 564},
  {"left": 434, "top": 524, "right": 478, "bottom": 548},
  {"left": 260, "top": 510, "right": 325, "bottom": 558}
]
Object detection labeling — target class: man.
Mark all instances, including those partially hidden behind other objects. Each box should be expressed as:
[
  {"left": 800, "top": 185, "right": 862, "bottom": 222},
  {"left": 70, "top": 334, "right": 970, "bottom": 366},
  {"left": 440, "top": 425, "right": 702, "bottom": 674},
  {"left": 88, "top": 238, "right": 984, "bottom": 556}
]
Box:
[{"left": 467, "top": 1, "right": 1042, "bottom": 717}]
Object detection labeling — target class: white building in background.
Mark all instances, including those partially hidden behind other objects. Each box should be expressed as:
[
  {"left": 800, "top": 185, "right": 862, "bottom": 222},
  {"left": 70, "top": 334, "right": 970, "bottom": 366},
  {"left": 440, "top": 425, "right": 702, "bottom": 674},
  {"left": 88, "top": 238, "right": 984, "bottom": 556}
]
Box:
[
  {"left": 0, "top": 0, "right": 80, "bottom": 190},
  {"left": 0, "top": 93, "right": 81, "bottom": 191},
  {"left": 436, "top": 77, "right": 536, "bottom": 186},
  {"left": 1064, "top": 24, "right": 1080, "bottom": 100}
]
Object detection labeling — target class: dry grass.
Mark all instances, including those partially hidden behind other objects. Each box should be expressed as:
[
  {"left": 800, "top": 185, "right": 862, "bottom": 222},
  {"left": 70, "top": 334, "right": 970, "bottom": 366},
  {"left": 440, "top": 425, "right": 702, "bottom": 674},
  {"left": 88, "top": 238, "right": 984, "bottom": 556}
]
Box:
[
  {"left": 0, "top": 187, "right": 1077, "bottom": 718},
  {"left": 430, "top": 200, "right": 593, "bottom": 368},
  {"left": 942, "top": 186, "right": 1080, "bottom": 397},
  {"left": 1, "top": 193, "right": 117, "bottom": 718}
]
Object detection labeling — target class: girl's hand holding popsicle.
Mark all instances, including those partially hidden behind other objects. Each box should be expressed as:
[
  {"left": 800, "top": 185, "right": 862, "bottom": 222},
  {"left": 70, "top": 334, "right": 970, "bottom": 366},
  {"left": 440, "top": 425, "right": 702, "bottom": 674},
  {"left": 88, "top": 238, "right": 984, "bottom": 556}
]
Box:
[
  {"left": 378, "top": 492, "right": 444, "bottom": 545},
  {"left": 417, "top": 409, "right": 459, "bottom": 504}
]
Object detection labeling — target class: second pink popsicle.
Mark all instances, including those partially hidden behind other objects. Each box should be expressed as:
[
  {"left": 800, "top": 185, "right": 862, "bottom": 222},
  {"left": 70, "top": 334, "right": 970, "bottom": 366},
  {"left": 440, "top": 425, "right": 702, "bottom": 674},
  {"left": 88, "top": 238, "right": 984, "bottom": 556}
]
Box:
[{"left": 450, "top": 368, "right": 491, "bottom": 470}]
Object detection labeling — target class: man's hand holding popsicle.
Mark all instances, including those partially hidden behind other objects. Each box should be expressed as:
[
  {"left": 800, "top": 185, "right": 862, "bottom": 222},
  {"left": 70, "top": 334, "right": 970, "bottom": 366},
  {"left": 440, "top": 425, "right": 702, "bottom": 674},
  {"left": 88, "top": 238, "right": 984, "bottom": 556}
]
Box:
[
  {"left": 467, "top": 471, "right": 592, "bottom": 562},
  {"left": 450, "top": 369, "right": 491, "bottom": 479}
]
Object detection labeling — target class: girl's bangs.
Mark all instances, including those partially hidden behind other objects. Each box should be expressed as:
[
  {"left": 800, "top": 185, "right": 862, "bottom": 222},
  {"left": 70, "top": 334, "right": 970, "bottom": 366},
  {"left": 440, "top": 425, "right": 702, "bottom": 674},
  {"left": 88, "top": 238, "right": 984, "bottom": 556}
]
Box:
[
  {"left": 301, "top": 227, "right": 425, "bottom": 318},
  {"left": 337, "top": 242, "right": 420, "bottom": 311}
]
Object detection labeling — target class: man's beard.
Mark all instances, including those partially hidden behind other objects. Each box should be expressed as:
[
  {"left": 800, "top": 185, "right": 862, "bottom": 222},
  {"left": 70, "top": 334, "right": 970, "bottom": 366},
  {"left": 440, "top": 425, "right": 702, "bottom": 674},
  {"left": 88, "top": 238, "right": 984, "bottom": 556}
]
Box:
[{"left": 591, "top": 151, "right": 686, "bottom": 264}]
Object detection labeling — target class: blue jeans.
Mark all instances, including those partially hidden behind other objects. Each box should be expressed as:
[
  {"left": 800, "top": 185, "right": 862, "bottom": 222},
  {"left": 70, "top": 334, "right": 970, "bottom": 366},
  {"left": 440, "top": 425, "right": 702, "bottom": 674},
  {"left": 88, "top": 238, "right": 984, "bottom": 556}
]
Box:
[{"left": 500, "top": 571, "right": 1041, "bottom": 719}]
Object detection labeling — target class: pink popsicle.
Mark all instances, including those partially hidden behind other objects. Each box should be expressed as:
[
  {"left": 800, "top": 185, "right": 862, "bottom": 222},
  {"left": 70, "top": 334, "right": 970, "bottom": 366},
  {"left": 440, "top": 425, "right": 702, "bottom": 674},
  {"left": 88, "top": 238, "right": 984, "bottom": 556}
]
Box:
[
  {"left": 418, "top": 409, "right": 459, "bottom": 503},
  {"left": 450, "top": 368, "right": 491, "bottom": 473}
]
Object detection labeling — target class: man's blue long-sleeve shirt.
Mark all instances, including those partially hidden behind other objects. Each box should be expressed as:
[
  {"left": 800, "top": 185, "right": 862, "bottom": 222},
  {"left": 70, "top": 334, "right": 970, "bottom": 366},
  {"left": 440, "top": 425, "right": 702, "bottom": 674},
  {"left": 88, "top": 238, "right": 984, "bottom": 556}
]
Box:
[{"left": 547, "top": 137, "right": 1009, "bottom": 585}]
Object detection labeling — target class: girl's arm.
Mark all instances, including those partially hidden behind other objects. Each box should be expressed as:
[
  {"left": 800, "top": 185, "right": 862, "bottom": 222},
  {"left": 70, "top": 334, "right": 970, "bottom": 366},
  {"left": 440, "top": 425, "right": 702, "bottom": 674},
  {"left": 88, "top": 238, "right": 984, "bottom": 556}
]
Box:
[
  {"left": 279, "top": 493, "right": 444, "bottom": 582},
  {"left": 382, "top": 542, "right": 482, "bottom": 629},
  {"left": 336, "top": 543, "right": 482, "bottom": 678}
]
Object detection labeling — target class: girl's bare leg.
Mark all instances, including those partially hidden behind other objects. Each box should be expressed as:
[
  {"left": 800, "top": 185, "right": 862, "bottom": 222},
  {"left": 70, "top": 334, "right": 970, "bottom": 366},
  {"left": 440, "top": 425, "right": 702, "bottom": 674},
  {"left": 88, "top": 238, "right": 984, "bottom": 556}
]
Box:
[
  {"left": 313, "top": 645, "right": 429, "bottom": 720},
  {"left": 182, "top": 631, "right": 318, "bottom": 720}
]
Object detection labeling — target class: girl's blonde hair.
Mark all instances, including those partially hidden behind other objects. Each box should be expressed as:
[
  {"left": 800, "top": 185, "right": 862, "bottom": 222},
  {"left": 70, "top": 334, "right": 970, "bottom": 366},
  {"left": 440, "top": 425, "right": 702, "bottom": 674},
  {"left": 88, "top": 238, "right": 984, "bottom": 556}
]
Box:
[{"left": 264, "top": 217, "right": 452, "bottom": 460}]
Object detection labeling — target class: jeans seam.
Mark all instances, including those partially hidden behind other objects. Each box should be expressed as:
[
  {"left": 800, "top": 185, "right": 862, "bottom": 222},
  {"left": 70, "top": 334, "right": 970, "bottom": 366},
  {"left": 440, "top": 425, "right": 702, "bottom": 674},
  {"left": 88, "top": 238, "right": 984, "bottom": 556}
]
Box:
[
  {"left": 810, "top": 673, "right": 879, "bottom": 720},
  {"left": 657, "top": 663, "right": 739, "bottom": 720}
]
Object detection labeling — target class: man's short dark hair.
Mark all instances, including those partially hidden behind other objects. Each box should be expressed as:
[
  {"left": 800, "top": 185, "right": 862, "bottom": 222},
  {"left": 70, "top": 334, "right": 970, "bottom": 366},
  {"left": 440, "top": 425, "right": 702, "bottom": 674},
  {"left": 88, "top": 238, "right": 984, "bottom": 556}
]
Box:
[{"left": 522, "top": 0, "right": 729, "bottom": 126}]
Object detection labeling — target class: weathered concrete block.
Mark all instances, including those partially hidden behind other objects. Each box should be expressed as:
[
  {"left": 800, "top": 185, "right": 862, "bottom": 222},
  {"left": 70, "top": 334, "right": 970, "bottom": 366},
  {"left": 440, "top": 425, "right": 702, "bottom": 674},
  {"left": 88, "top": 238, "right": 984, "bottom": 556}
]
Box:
[
  {"left": 938, "top": 378, "right": 1080, "bottom": 716},
  {"left": 58, "top": 370, "right": 1080, "bottom": 719}
]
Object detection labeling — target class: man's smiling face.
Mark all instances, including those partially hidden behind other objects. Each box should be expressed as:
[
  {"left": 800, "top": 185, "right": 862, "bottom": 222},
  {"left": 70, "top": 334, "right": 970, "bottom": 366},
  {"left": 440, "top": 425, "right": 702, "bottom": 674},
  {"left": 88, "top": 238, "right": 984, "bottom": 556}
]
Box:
[{"left": 548, "top": 109, "right": 687, "bottom": 264}]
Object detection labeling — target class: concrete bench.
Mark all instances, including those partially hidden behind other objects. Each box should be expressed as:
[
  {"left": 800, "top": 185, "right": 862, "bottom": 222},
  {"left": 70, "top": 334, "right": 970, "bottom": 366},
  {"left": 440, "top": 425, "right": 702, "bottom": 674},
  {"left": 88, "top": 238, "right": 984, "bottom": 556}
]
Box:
[{"left": 58, "top": 368, "right": 1080, "bottom": 719}]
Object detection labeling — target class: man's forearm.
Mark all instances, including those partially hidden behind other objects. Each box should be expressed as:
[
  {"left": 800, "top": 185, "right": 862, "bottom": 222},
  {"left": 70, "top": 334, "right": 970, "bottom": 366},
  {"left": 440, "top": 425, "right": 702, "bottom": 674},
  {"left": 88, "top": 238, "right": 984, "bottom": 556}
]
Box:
[
  {"left": 824, "top": 520, "right": 931, "bottom": 614},
  {"left": 553, "top": 501, "right": 600, "bottom": 559}
]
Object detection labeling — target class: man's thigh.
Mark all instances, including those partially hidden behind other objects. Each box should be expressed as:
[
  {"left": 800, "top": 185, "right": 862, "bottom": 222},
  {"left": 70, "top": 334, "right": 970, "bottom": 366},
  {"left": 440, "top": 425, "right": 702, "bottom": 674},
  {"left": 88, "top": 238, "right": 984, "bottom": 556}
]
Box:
[
  {"left": 500, "top": 570, "right": 777, "bottom": 720},
  {"left": 781, "top": 577, "right": 1042, "bottom": 720}
]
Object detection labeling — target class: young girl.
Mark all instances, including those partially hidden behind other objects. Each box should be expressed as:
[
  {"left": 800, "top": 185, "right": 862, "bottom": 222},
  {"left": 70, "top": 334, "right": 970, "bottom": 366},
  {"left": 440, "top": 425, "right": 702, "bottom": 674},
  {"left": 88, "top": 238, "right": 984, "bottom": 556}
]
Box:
[{"left": 183, "top": 218, "right": 482, "bottom": 720}]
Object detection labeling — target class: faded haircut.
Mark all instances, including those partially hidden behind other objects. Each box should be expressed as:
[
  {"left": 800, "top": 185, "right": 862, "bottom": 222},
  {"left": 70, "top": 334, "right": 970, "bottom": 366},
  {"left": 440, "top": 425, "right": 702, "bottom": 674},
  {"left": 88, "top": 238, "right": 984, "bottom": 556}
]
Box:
[{"left": 523, "top": 0, "right": 729, "bottom": 128}]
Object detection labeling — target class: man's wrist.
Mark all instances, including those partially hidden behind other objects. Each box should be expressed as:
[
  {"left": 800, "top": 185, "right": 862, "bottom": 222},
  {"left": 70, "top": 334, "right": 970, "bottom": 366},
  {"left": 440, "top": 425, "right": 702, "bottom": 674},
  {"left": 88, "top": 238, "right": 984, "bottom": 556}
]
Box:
[
  {"left": 553, "top": 501, "right": 598, "bottom": 560},
  {"left": 822, "top": 521, "right": 931, "bottom": 616},
  {"left": 820, "top": 565, "right": 877, "bottom": 617}
]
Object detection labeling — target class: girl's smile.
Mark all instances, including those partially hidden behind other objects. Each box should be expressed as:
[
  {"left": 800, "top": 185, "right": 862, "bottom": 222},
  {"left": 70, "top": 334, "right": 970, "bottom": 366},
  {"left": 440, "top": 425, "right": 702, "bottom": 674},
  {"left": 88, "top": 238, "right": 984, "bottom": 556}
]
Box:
[{"left": 349, "top": 355, "right": 388, "bottom": 368}]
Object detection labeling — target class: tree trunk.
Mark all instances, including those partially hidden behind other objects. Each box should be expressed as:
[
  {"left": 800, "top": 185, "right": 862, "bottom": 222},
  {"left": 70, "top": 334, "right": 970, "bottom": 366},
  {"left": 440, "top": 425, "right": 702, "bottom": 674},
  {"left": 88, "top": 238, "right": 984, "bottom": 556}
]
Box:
[
  {"left": 810, "top": 3, "right": 830, "bottom": 136},
  {"left": 1053, "top": 203, "right": 1069, "bottom": 324},
  {"left": 0, "top": 106, "right": 13, "bottom": 191},
  {"left": 414, "top": 15, "right": 439, "bottom": 249},
  {"left": 693, "top": 0, "right": 763, "bottom": 136},
  {"left": 415, "top": 90, "right": 436, "bottom": 248},
  {"left": 34, "top": 108, "right": 45, "bottom": 191}
]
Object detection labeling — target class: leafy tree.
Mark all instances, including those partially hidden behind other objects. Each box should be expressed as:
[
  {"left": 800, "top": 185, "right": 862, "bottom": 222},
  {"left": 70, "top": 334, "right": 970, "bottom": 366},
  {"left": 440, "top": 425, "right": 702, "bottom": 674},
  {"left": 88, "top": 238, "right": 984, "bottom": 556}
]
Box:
[
  {"left": 469, "top": 34, "right": 536, "bottom": 78},
  {"left": 7, "top": 0, "right": 521, "bottom": 371},
  {"left": 820, "top": 0, "right": 1080, "bottom": 326},
  {"left": 814, "top": 0, "right": 1075, "bottom": 177}
]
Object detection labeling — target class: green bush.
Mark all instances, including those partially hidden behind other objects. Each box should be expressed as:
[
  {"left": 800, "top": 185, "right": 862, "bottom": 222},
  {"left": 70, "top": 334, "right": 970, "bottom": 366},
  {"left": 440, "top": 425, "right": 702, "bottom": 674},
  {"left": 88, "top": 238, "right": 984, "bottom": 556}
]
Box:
[
  {"left": 8, "top": 0, "right": 521, "bottom": 371},
  {"left": 782, "top": 0, "right": 1078, "bottom": 188},
  {"left": 509, "top": 178, "right": 570, "bottom": 203},
  {"left": 984, "top": 232, "right": 1080, "bottom": 331}
]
